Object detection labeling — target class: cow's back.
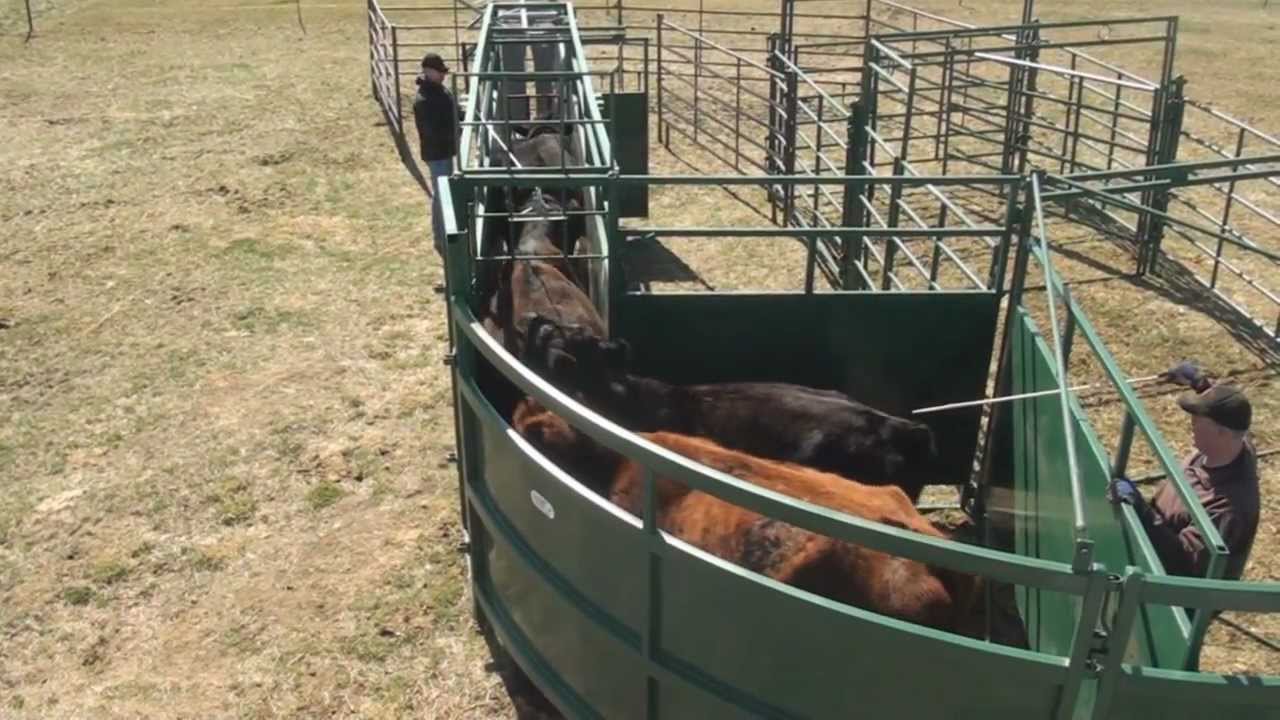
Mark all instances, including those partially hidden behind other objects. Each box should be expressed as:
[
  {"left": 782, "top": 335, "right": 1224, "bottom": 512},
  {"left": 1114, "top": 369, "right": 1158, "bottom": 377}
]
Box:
[
  {"left": 679, "top": 382, "right": 938, "bottom": 500},
  {"left": 636, "top": 432, "right": 967, "bottom": 629}
]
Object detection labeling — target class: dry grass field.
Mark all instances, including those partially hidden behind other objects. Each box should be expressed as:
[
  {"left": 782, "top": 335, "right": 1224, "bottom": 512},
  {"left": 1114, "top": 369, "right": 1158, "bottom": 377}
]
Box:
[{"left": 0, "top": 0, "right": 1276, "bottom": 718}]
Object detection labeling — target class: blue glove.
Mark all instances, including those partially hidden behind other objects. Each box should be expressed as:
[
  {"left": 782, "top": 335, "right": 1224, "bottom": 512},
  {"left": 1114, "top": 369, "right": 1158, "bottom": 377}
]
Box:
[
  {"left": 1107, "top": 477, "right": 1151, "bottom": 522},
  {"left": 1160, "top": 361, "right": 1209, "bottom": 392}
]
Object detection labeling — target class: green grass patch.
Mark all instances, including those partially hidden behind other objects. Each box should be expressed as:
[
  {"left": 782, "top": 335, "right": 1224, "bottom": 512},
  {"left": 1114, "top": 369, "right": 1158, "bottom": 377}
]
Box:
[
  {"left": 61, "top": 586, "right": 96, "bottom": 607},
  {"left": 182, "top": 546, "right": 226, "bottom": 574},
  {"left": 90, "top": 559, "right": 131, "bottom": 586},
  {"left": 212, "top": 478, "right": 257, "bottom": 526},
  {"left": 305, "top": 481, "right": 344, "bottom": 511},
  {"left": 219, "top": 236, "right": 295, "bottom": 266},
  {"left": 232, "top": 305, "right": 308, "bottom": 334}
]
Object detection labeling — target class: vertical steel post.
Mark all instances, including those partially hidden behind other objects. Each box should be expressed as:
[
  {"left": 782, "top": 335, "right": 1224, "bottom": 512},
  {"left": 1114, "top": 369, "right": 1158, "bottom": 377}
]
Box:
[
  {"left": 1060, "top": 73, "right": 1078, "bottom": 174},
  {"left": 813, "top": 93, "right": 825, "bottom": 216},
  {"left": 693, "top": 0, "right": 703, "bottom": 142},
  {"left": 881, "top": 161, "right": 905, "bottom": 291},
  {"left": 783, "top": 66, "right": 799, "bottom": 224},
  {"left": 735, "top": 58, "right": 743, "bottom": 172},
  {"left": 452, "top": 0, "right": 462, "bottom": 73},
  {"left": 657, "top": 14, "right": 666, "bottom": 151},
  {"left": 1210, "top": 128, "right": 1247, "bottom": 289},
  {"left": 1112, "top": 412, "right": 1136, "bottom": 479},
  {"left": 767, "top": 34, "right": 781, "bottom": 223},
  {"left": 842, "top": 101, "right": 869, "bottom": 290},
  {"left": 898, "top": 64, "right": 918, "bottom": 166},
  {"left": 1144, "top": 76, "right": 1186, "bottom": 274},
  {"left": 1107, "top": 75, "right": 1123, "bottom": 171},
  {"left": 1136, "top": 83, "right": 1167, "bottom": 274},
  {"left": 391, "top": 25, "right": 403, "bottom": 132}
]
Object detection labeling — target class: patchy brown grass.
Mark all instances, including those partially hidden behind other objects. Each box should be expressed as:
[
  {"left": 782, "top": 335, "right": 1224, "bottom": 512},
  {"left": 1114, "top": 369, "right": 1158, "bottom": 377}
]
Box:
[
  {"left": 1, "top": 2, "right": 503, "bottom": 717},
  {"left": 0, "top": 0, "right": 1276, "bottom": 718}
]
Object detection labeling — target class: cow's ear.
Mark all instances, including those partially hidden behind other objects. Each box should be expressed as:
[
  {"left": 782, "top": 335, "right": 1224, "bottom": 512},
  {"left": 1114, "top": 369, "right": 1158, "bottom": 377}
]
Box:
[
  {"left": 602, "top": 339, "right": 631, "bottom": 371},
  {"left": 547, "top": 348, "right": 577, "bottom": 377},
  {"left": 524, "top": 314, "right": 556, "bottom": 352}
]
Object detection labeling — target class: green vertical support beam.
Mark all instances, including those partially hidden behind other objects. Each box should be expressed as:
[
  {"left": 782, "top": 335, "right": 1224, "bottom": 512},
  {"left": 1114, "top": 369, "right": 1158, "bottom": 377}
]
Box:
[
  {"left": 641, "top": 465, "right": 662, "bottom": 719},
  {"left": 440, "top": 175, "right": 475, "bottom": 548},
  {"left": 1053, "top": 565, "right": 1108, "bottom": 720}
]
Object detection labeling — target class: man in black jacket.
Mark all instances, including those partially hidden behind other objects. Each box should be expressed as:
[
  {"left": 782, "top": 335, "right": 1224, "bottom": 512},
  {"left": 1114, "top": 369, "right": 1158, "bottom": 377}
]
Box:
[{"left": 413, "top": 52, "right": 459, "bottom": 257}]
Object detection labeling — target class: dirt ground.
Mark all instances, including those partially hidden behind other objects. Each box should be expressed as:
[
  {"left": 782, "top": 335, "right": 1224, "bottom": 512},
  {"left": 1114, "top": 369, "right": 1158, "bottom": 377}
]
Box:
[{"left": 0, "top": 0, "right": 1276, "bottom": 718}]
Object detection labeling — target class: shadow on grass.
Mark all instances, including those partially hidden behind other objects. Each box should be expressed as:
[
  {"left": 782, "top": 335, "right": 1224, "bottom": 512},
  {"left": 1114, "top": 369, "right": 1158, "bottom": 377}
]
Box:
[
  {"left": 374, "top": 100, "right": 430, "bottom": 197},
  {"left": 477, "top": 610, "right": 565, "bottom": 720},
  {"left": 1047, "top": 207, "right": 1279, "bottom": 367}
]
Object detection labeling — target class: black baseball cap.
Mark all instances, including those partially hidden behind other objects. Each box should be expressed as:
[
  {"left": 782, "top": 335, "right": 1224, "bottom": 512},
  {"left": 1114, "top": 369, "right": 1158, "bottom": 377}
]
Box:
[
  {"left": 422, "top": 53, "right": 449, "bottom": 73},
  {"left": 1178, "top": 383, "right": 1252, "bottom": 431}
]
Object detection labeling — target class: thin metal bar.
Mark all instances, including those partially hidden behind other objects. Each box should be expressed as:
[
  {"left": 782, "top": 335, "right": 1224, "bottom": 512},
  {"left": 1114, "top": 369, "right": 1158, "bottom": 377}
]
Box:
[
  {"left": 1029, "top": 174, "right": 1086, "bottom": 541},
  {"left": 913, "top": 375, "right": 1163, "bottom": 415}
]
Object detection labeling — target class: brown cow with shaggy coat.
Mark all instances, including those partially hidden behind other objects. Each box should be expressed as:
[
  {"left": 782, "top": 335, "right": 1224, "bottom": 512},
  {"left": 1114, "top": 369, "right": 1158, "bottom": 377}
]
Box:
[{"left": 512, "top": 398, "right": 980, "bottom": 632}]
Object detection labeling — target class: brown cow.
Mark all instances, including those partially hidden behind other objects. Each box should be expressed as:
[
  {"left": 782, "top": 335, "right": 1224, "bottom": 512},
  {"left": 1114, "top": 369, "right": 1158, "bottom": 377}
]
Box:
[
  {"left": 483, "top": 195, "right": 604, "bottom": 357},
  {"left": 522, "top": 316, "right": 943, "bottom": 503},
  {"left": 512, "top": 398, "right": 980, "bottom": 632}
]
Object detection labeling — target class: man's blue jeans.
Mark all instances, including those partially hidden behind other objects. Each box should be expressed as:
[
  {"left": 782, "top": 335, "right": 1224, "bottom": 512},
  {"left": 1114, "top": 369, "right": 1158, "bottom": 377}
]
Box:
[{"left": 428, "top": 157, "right": 454, "bottom": 258}]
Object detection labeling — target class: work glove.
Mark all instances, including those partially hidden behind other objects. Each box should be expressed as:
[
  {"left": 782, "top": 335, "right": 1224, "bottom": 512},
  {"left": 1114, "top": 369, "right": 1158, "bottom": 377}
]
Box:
[
  {"left": 1107, "top": 477, "right": 1152, "bottom": 522},
  {"left": 1159, "top": 361, "right": 1210, "bottom": 392}
]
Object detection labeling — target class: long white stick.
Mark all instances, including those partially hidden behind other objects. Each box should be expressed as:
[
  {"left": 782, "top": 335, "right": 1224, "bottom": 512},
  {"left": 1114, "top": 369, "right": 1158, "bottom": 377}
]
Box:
[{"left": 912, "top": 374, "right": 1165, "bottom": 415}]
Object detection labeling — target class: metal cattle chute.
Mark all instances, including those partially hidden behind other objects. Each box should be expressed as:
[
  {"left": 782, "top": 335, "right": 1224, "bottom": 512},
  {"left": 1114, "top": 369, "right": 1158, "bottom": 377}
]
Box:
[{"left": 369, "top": 0, "right": 1280, "bottom": 717}]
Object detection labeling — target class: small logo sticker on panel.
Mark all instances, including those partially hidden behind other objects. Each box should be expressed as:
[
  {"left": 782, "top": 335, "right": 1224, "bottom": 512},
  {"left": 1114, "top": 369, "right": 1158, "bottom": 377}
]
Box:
[{"left": 530, "top": 490, "right": 555, "bottom": 520}]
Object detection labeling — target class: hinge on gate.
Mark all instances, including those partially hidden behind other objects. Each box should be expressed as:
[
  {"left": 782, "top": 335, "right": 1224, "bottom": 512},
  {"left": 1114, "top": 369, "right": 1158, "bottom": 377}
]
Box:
[
  {"left": 1085, "top": 573, "right": 1124, "bottom": 674},
  {"left": 442, "top": 352, "right": 456, "bottom": 366},
  {"left": 1087, "top": 627, "right": 1110, "bottom": 671}
]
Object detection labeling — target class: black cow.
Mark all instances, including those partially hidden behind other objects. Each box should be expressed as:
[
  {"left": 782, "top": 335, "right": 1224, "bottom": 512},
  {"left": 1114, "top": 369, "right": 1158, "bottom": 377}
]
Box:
[{"left": 522, "top": 316, "right": 942, "bottom": 503}]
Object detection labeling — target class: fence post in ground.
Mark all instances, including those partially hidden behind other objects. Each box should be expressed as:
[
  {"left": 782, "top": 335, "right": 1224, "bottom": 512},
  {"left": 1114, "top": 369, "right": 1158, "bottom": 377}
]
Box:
[
  {"left": 767, "top": 33, "right": 782, "bottom": 222},
  {"left": 694, "top": 0, "right": 703, "bottom": 142},
  {"left": 392, "top": 24, "right": 403, "bottom": 132},
  {"left": 657, "top": 14, "right": 666, "bottom": 151},
  {"left": 1211, "top": 127, "right": 1247, "bottom": 289},
  {"left": 368, "top": 0, "right": 377, "bottom": 98},
  {"left": 842, "top": 101, "right": 870, "bottom": 289},
  {"left": 1143, "top": 76, "right": 1186, "bottom": 274},
  {"left": 783, "top": 65, "right": 799, "bottom": 224}
]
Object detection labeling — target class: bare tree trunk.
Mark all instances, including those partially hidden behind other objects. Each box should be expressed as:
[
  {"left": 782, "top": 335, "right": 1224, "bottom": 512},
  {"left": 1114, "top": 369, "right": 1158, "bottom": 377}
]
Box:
[
  {"left": 25, "top": 0, "right": 36, "bottom": 43},
  {"left": 295, "top": 0, "right": 307, "bottom": 35}
]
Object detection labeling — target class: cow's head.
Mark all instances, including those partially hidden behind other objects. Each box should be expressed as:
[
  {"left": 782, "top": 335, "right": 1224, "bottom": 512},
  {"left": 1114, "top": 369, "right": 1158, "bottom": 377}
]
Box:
[
  {"left": 876, "top": 418, "right": 941, "bottom": 503},
  {"left": 523, "top": 314, "right": 629, "bottom": 397}
]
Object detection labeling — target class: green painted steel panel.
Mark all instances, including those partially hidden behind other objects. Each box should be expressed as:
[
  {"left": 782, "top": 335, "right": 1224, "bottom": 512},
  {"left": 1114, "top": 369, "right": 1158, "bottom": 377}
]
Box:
[
  {"left": 601, "top": 92, "right": 649, "bottom": 217},
  {"left": 1102, "top": 667, "right": 1280, "bottom": 720},
  {"left": 658, "top": 541, "right": 1070, "bottom": 719},
  {"left": 1009, "top": 311, "right": 1083, "bottom": 657},
  {"left": 473, "top": 393, "right": 649, "bottom": 634},
  {"left": 479, "top": 527, "right": 647, "bottom": 717},
  {"left": 1007, "top": 311, "right": 1191, "bottom": 668},
  {"left": 614, "top": 292, "right": 1000, "bottom": 486}
]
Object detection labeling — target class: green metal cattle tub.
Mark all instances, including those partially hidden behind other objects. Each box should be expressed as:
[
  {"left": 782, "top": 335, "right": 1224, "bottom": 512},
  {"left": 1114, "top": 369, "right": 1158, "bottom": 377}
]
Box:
[
  {"left": 419, "top": 2, "right": 1280, "bottom": 717},
  {"left": 434, "top": 169, "right": 1280, "bottom": 719}
]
